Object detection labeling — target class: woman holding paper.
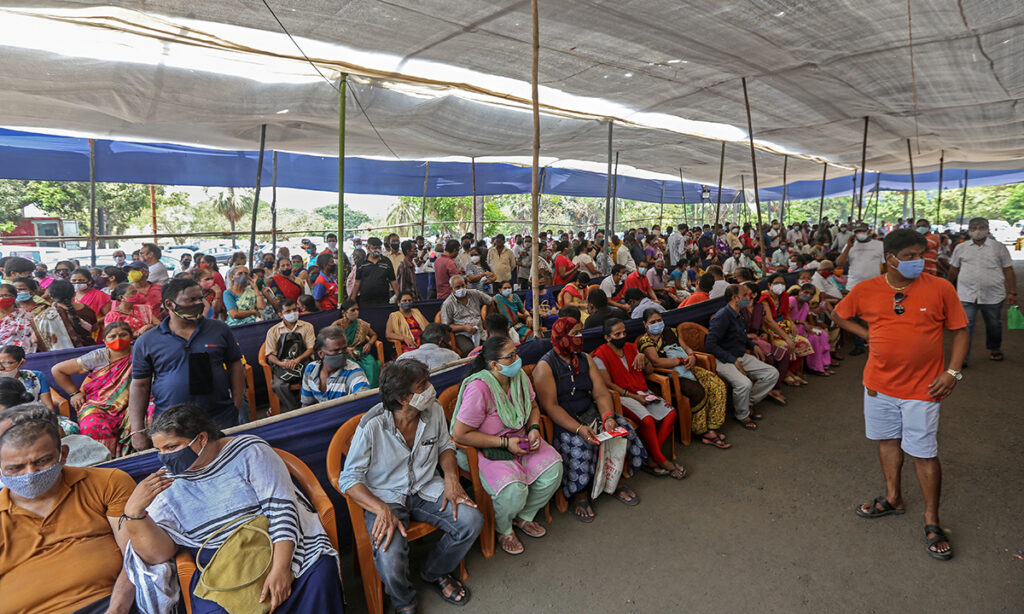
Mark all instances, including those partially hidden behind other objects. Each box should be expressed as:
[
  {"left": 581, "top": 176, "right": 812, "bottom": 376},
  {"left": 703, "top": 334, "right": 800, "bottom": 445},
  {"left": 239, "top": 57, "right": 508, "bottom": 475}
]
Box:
[
  {"left": 450, "top": 337, "right": 563, "bottom": 555},
  {"left": 533, "top": 317, "right": 646, "bottom": 524},
  {"left": 635, "top": 309, "right": 731, "bottom": 449},
  {"left": 593, "top": 318, "right": 687, "bottom": 479}
]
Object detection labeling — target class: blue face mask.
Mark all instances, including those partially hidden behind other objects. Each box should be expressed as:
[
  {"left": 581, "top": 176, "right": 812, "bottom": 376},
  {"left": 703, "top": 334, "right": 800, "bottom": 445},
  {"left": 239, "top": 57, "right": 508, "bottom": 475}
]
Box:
[
  {"left": 648, "top": 321, "right": 665, "bottom": 335},
  {"left": 1, "top": 459, "right": 63, "bottom": 499},
  {"left": 638, "top": 267, "right": 648, "bottom": 275},
  {"left": 158, "top": 435, "right": 204, "bottom": 475},
  {"left": 894, "top": 257, "right": 925, "bottom": 279},
  {"left": 501, "top": 288, "right": 512, "bottom": 297},
  {"left": 497, "top": 357, "right": 523, "bottom": 378},
  {"left": 15, "top": 292, "right": 31, "bottom": 302}
]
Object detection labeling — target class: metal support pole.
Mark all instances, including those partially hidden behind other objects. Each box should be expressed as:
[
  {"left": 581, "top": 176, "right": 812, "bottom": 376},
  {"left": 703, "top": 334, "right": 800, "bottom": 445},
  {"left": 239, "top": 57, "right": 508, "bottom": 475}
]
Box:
[
  {"left": 780, "top": 154, "right": 788, "bottom": 225},
  {"left": 612, "top": 152, "right": 620, "bottom": 232},
  {"left": 247, "top": 124, "right": 267, "bottom": 269},
  {"left": 873, "top": 172, "right": 881, "bottom": 228},
  {"left": 959, "top": 169, "right": 968, "bottom": 227},
  {"left": 530, "top": 0, "right": 541, "bottom": 338},
  {"left": 149, "top": 185, "right": 158, "bottom": 244},
  {"left": 420, "top": 161, "right": 430, "bottom": 239},
  {"left": 658, "top": 181, "right": 665, "bottom": 230},
  {"left": 858, "top": 116, "right": 869, "bottom": 219},
  {"left": 741, "top": 78, "right": 766, "bottom": 263},
  {"left": 604, "top": 121, "right": 613, "bottom": 258},
  {"left": 678, "top": 169, "right": 686, "bottom": 226},
  {"left": 271, "top": 151, "right": 278, "bottom": 256},
  {"left": 850, "top": 172, "right": 857, "bottom": 224},
  {"left": 936, "top": 150, "right": 944, "bottom": 222},
  {"left": 715, "top": 141, "right": 725, "bottom": 228},
  {"left": 471, "top": 157, "right": 479, "bottom": 238},
  {"left": 907, "top": 138, "right": 916, "bottom": 220},
  {"left": 818, "top": 163, "right": 828, "bottom": 226},
  {"left": 338, "top": 76, "right": 347, "bottom": 305},
  {"left": 88, "top": 139, "right": 97, "bottom": 266}
]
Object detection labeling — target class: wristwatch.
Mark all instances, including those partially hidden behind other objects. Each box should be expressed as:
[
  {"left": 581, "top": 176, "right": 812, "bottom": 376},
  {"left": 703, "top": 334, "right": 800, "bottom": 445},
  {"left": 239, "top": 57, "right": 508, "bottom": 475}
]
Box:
[{"left": 945, "top": 369, "right": 963, "bottom": 381}]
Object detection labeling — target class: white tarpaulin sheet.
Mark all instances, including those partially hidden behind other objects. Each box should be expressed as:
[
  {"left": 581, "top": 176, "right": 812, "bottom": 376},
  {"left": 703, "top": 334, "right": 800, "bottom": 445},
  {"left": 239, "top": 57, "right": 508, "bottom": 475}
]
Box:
[{"left": 0, "top": 1, "right": 1021, "bottom": 188}]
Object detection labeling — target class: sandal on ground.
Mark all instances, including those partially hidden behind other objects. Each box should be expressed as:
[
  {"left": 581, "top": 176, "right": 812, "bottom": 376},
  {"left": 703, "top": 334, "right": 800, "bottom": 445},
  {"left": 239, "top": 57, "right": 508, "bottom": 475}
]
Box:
[
  {"left": 738, "top": 418, "right": 759, "bottom": 430},
  {"left": 571, "top": 495, "right": 595, "bottom": 523},
  {"left": 497, "top": 532, "right": 524, "bottom": 555},
  {"left": 854, "top": 496, "right": 905, "bottom": 519},
  {"left": 640, "top": 463, "right": 670, "bottom": 478},
  {"left": 665, "top": 463, "right": 687, "bottom": 480},
  {"left": 749, "top": 411, "right": 764, "bottom": 421},
  {"left": 925, "top": 524, "right": 953, "bottom": 561},
  {"left": 613, "top": 485, "right": 640, "bottom": 506},
  {"left": 783, "top": 376, "right": 803, "bottom": 387},
  {"left": 700, "top": 433, "right": 732, "bottom": 449},
  {"left": 990, "top": 351, "right": 1004, "bottom": 361},
  {"left": 831, "top": 352, "right": 845, "bottom": 361},
  {"left": 767, "top": 390, "right": 787, "bottom": 405},
  {"left": 420, "top": 573, "right": 470, "bottom": 606},
  {"left": 512, "top": 517, "right": 547, "bottom": 538}
]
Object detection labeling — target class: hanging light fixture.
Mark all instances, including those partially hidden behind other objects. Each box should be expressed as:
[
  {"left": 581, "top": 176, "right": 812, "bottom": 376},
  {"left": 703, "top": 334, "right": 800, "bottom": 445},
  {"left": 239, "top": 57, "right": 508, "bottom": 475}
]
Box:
[{"left": 701, "top": 185, "right": 711, "bottom": 203}]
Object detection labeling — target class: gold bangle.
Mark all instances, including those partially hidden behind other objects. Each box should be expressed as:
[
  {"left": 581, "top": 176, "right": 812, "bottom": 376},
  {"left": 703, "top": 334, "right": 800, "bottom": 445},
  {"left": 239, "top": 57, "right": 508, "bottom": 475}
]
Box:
[{"left": 575, "top": 424, "right": 584, "bottom": 435}]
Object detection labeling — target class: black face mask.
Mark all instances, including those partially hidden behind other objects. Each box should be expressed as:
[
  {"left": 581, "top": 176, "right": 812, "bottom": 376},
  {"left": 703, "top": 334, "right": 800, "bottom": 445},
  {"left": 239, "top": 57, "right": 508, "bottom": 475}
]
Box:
[
  {"left": 279, "top": 268, "right": 292, "bottom": 276},
  {"left": 610, "top": 337, "right": 627, "bottom": 349},
  {"left": 390, "top": 243, "right": 399, "bottom": 250}
]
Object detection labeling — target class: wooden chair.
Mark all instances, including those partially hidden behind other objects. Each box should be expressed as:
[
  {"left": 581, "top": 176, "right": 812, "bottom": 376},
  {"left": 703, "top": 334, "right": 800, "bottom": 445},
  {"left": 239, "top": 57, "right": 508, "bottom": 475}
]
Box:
[
  {"left": 242, "top": 362, "right": 258, "bottom": 422},
  {"left": 175, "top": 448, "right": 341, "bottom": 614},
  {"left": 676, "top": 322, "right": 709, "bottom": 353},
  {"left": 57, "top": 398, "right": 73, "bottom": 420},
  {"left": 326, "top": 414, "right": 467, "bottom": 614},
  {"left": 391, "top": 339, "right": 406, "bottom": 358},
  {"left": 257, "top": 342, "right": 302, "bottom": 417}
]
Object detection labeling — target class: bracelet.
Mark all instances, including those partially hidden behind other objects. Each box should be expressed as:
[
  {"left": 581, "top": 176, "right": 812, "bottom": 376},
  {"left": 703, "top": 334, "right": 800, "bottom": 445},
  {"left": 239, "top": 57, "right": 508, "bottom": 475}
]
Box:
[
  {"left": 69, "top": 390, "right": 84, "bottom": 398},
  {"left": 602, "top": 412, "right": 613, "bottom": 421},
  {"left": 527, "top": 424, "right": 541, "bottom": 433},
  {"left": 118, "top": 510, "right": 148, "bottom": 529},
  {"left": 575, "top": 424, "right": 584, "bottom": 435}
]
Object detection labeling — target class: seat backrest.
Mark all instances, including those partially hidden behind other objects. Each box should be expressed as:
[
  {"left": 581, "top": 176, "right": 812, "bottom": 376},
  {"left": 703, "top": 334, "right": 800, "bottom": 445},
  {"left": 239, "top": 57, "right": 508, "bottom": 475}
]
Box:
[
  {"left": 434, "top": 310, "right": 442, "bottom": 323},
  {"left": 677, "top": 321, "right": 708, "bottom": 352},
  {"left": 274, "top": 447, "right": 339, "bottom": 552},
  {"left": 437, "top": 384, "right": 461, "bottom": 422},
  {"left": 326, "top": 413, "right": 365, "bottom": 493},
  {"left": 257, "top": 342, "right": 270, "bottom": 368}
]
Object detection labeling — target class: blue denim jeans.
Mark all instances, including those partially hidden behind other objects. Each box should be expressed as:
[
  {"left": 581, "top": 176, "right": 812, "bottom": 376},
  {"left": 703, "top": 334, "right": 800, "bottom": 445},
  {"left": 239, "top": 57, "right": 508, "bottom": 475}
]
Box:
[
  {"left": 961, "top": 300, "right": 1004, "bottom": 363},
  {"left": 364, "top": 494, "right": 483, "bottom": 610}
]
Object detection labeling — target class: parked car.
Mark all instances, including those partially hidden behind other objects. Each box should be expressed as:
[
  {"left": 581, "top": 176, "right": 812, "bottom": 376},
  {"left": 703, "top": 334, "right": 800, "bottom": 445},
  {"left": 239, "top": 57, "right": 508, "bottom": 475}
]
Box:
[{"left": 988, "top": 220, "right": 1018, "bottom": 244}]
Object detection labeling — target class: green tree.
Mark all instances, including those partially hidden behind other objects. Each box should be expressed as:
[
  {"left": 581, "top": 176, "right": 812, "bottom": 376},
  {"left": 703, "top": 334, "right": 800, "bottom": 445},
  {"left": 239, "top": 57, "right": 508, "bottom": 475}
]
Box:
[
  {"left": 210, "top": 187, "right": 250, "bottom": 247},
  {"left": 314, "top": 203, "right": 373, "bottom": 233}
]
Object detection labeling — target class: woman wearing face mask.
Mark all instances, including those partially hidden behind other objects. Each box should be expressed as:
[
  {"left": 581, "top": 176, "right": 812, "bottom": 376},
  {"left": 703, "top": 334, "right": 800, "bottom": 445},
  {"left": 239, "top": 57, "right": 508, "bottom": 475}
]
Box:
[
  {"left": 635, "top": 310, "right": 731, "bottom": 448},
  {"left": 463, "top": 249, "right": 493, "bottom": 292},
  {"left": 104, "top": 283, "right": 161, "bottom": 334},
  {"left": 451, "top": 337, "right": 562, "bottom": 554},
  {"left": 493, "top": 280, "right": 534, "bottom": 342},
  {"left": 34, "top": 279, "right": 96, "bottom": 351},
  {"left": 124, "top": 403, "right": 344, "bottom": 613},
  {"left": 0, "top": 284, "right": 37, "bottom": 353},
  {"left": 12, "top": 276, "right": 49, "bottom": 317},
  {"left": 0, "top": 344, "right": 53, "bottom": 410},
  {"left": 223, "top": 265, "right": 265, "bottom": 326},
  {"left": 70, "top": 268, "right": 112, "bottom": 320},
  {"left": 194, "top": 268, "right": 225, "bottom": 319},
  {"left": 51, "top": 322, "right": 148, "bottom": 456},
  {"left": 789, "top": 282, "right": 836, "bottom": 376},
  {"left": 533, "top": 317, "right": 646, "bottom": 523},
  {"left": 572, "top": 240, "right": 601, "bottom": 276},
  {"left": 125, "top": 261, "right": 165, "bottom": 317},
  {"left": 102, "top": 266, "right": 127, "bottom": 295},
  {"left": 742, "top": 281, "right": 805, "bottom": 393},
  {"left": 330, "top": 300, "right": 380, "bottom": 387},
  {"left": 386, "top": 291, "right": 428, "bottom": 352}
]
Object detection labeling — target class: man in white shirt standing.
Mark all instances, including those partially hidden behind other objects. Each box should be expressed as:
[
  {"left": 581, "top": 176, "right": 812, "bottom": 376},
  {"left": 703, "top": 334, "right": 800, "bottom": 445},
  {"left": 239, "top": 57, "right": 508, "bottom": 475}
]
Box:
[
  {"left": 836, "top": 222, "right": 886, "bottom": 355},
  {"left": 831, "top": 224, "right": 854, "bottom": 254},
  {"left": 948, "top": 217, "right": 1017, "bottom": 365},
  {"left": 667, "top": 223, "right": 686, "bottom": 267},
  {"left": 140, "top": 243, "right": 169, "bottom": 285}
]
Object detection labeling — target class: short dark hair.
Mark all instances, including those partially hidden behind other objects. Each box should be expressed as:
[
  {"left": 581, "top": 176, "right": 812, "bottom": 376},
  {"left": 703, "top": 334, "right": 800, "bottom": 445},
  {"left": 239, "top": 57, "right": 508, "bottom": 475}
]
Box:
[
  {"left": 624, "top": 287, "right": 645, "bottom": 302},
  {"left": 603, "top": 317, "right": 625, "bottom": 337},
  {"left": 367, "top": 237, "right": 382, "bottom": 247},
  {"left": 11, "top": 276, "right": 38, "bottom": 292},
  {"left": 148, "top": 403, "right": 223, "bottom": 441},
  {"left": 882, "top": 228, "right": 928, "bottom": 255},
  {"left": 401, "top": 240, "right": 415, "bottom": 255},
  {"left": 315, "top": 326, "right": 347, "bottom": 353},
  {"left": 723, "top": 283, "right": 741, "bottom": 301},
  {"left": 697, "top": 273, "right": 715, "bottom": 292},
  {"left": 559, "top": 306, "right": 582, "bottom": 321},
  {"left": 3, "top": 257, "right": 33, "bottom": 277},
  {"left": 576, "top": 272, "right": 591, "bottom": 285},
  {"left": 380, "top": 359, "right": 430, "bottom": 411},
  {"left": 421, "top": 322, "right": 451, "bottom": 347},
  {"left": 587, "top": 288, "right": 608, "bottom": 308},
  {"left": 0, "top": 379, "right": 34, "bottom": 410},
  {"left": 611, "top": 264, "right": 627, "bottom": 276},
  {"left": 297, "top": 295, "right": 318, "bottom": 312},
  {"left": 707, "top": 265, "right": 724, "bottom": 278},
  {"left": 0, "top": 409, "right": 62, "bottom": 452},
  {"left": 280, "top": 298, "right": 297, "bottom": 310},
  {"left": 142, "top": 243, "right": 162, "bottom": 259},
  {"left": 161, "top": 277, "right": 199, "bottom": 305},
  {"left": 103, "top": 267, "right": 127, "bottom": 283},
  {"left": 445, "top": 239, "right": 460, "bottom": 254},
  {"left": 484, "top": 313, "right": 509, "bottom": 335}
]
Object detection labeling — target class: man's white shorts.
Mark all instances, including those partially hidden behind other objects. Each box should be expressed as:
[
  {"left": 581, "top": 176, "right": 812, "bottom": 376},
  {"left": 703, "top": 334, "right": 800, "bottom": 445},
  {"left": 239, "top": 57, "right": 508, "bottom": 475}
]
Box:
[{"left": 863, "top": 389, "right": 940, "bottom": 459}]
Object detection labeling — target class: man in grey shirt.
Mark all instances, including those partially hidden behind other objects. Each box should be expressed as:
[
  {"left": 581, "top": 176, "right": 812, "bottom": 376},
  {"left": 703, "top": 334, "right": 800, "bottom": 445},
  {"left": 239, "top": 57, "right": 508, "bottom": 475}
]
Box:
[
  {"left": 440, "top": 275, "right": 493, "bottom": 356},
  {"left": 396, "top": 323, "right": 463, "bottom": 370},
  {"left": 338, "top": 359, "right": 482, "bottom": 610}
]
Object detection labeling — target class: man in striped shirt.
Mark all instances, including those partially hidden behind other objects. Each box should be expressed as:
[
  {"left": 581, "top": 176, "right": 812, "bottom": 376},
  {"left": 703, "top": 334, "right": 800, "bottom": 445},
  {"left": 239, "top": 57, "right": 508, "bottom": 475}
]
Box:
[{"left": 300, "top": 326, "right": 370, "bottom": 406}]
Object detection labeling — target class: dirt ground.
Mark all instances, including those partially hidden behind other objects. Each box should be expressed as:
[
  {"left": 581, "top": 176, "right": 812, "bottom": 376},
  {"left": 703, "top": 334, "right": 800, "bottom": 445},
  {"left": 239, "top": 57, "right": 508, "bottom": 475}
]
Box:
[{"left": 341, "top": 262, "right": 1024, "bottom": 614}]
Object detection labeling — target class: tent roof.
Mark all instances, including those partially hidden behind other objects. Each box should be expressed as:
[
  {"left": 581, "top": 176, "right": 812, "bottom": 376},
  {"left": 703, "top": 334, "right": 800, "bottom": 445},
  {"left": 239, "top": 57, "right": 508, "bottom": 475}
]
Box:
[{"left": 1, "top": 1, "right": 1022, "bottom": 188}]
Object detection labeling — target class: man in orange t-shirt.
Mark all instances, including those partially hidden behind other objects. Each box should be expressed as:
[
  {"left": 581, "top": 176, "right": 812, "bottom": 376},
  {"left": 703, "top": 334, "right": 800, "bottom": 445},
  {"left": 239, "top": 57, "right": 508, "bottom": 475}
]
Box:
[
  {"left": 833, "top": 229, "right": 968, "bottom": 562},
  {"left": 680, "top": 273, "right": 715, "bottom": 307},
  {"left": 914, "top": 218, "right": 941, "bottom": 275}
]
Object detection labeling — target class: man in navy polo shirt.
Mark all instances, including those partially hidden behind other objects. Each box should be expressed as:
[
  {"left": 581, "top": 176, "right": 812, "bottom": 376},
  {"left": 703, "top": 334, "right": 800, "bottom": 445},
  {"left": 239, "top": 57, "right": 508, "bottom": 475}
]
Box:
[{"left": 127, "top": 277, "right": 245, "bottom": 451}]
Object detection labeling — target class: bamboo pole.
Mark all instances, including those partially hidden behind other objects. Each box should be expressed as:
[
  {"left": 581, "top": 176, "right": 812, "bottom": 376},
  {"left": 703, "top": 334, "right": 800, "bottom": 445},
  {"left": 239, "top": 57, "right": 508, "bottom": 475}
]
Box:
[
  {"left": 604, "top": 121, "right": 613, "bottom": 260},
  {"left": 530, "top": 0, "right": 541, "bottom": 338},
  {"left": 612, "top": 152, "right": 620, "bottom": 232},
  {"left": 858, "top": 116, "right": 869, "bottom": 220},
  {"left": 741, "top": 77, "right": 765, "bottom": 262},
  {"left": 907, "top": 138, "right": 916, "bottom": 220},
  {"left": 818, "top": 163, "right": 828, "bottom": 226},
  {"left": 420, "top": 161, "right": 430, "bottom": 238},
  {"left": 247, "top": 124, "right": 267, "bottom": 269},
  {"left": 959, "top": 169, "right": 968, "bottom": 227},
  {"left": 873, "top": 172, "right": 881, "bottom": 228},
  {"left": 715, "top": 141, "right": 725, "bottom": 228},
  {"left": 149, "top": 185, "right": 158, "bottom": 244},
  {"left": 471, "top": 157, "right": 478, "bottom": 238},
  {"left": 271, "top": 151, "right": 278, "bottom": 257},
  {"left": 658, "top": 181, "right": 665, "bottom": 230},
  {"left": 678, "top": 168, "right": 686, "bottom": 226},
  {"left": 88, "top": 139, "right": 96, "bottom": 266},
  {"left": 780, "top": 154, "right": 788, "bottom": 225},
  {"left": 338, "top": 76, "right": 347, "bottom": 304},
  {"left": 936, "top": 150, "right": 944, "bottom": 222}
]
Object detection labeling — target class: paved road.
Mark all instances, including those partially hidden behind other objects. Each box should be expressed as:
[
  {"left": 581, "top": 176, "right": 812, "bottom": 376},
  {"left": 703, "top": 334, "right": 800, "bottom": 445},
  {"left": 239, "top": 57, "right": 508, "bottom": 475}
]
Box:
[{"left": 343, "top": 261, "right": 1024, "bottom": 613}]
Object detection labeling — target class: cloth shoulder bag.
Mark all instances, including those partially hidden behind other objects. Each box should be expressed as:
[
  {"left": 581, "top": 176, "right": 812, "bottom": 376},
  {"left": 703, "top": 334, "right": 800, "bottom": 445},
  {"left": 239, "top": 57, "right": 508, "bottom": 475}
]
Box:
[{"left": 193, "top": 514, "right": 283, "bottom": 614}]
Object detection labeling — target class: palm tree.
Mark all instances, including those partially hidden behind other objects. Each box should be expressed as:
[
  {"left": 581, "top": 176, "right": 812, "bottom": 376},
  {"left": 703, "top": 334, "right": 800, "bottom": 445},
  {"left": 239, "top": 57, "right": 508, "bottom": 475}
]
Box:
[{"left": 213, "top": 187, "right": 246, "bottom": 247}]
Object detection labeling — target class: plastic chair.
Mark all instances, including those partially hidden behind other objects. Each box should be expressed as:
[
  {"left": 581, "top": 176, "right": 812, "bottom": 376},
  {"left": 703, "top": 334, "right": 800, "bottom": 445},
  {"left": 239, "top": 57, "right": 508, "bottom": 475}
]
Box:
[
  {"left": 175, "top": 448, "right": 341, "bottom": 614},
  {"left": 676, "top": 322, "right": 709, "bottom": 353},
  {"left": 326, "top": 414, "right": 467, "bottom": 614},
  {"left": 257, "top": 342, "right": 302, "bottom": 417},
  {"left": 391, "top": 339, "right": 406, "bottom": 357},
  {"left": 242, "top": 363, "right": 258, "bottom": 422}
]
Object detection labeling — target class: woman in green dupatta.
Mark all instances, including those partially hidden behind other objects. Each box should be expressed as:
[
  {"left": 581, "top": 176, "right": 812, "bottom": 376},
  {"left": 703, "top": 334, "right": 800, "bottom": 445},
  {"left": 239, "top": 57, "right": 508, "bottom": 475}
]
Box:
[
  {"left": 493, "top": 281, "right": 534, "bottom": 341},
  {"left": 331, "top": 299, "right": 381, "bottom": 387},
  {"left": 450, "top": 337, "right": 562, "bottom": 555}
]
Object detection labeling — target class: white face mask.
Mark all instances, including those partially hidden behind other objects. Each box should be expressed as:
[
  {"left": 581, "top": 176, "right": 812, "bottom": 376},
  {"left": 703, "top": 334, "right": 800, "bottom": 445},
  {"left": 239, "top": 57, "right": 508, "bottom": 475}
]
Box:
[
  {"left": 327, "top": 241, "right": 337, "bottom": 250},
  {"left": 968, "top": 229, "right": 988, "bottom": 241},
  {"left": 72, "top": 283, "right": 89, "bottom": 292},
  {"left": 454, "top": 288, "right": 467, "bottom": 298},
  {"left": 470, "top": 255, "right": 480, "bottom": 264},
  {"left": 282, "top": 311, "right": 299, "bottom": 323},
  {"left": 409, "top": 383, "right": 436, "bottom": 411},
  {"left": 771, "top": 283, "right": 786, "bottom": 295}
]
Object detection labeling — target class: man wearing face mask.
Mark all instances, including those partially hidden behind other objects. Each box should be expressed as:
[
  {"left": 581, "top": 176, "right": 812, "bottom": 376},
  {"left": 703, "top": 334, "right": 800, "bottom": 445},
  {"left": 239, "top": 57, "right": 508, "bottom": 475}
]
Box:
[
  {"left": 832, "top": 229, "right": 968, "bottom": 561},
  {"left": 384, "top": 233, "right": 405, "bottom": 275},
  {"left": 128, "top": 278, "right": 245, "bottom": 450},
  {"left": 112, "top": 250, "right": 127, "bottom": 268},
  {"left": 831, "top": 224, "right": 854, "bottom": 253},
  {"left": 264, "top": 299, "right": 315, "bottom": 412},
  {"left": 836, "top": 223, "right": 885, "bottom": 355},
  {"left": 353, "top": 237, "right": 400, "bottom": 305},
  {"left": 321, "top": 232, "right": 339, "bottom": 257},
  {"left": 948, "top": 217, "right": 1016, "bottom": 364},
  {"left": 139, "top": 243, "right": 169, "bottom": 286},
  {"left": 299, "top": 326, "right": 369, "bottom": 407},
  {"left": 440, "top": 275, "right": 493, "bottom": 357},
  {"left": 0, "top": 413, "right": 138, "bottom": 614},
  {"left": 455, "top": 234, "right": 474, "bottom": 270},
  {"left": 516, "top": 235, "right": 534, "bottom": 290},
  {"left": 912, "top": 219, "right": 941, "bottom": 276},
  {"left": 706, "top": 284, "right": 779, "bottom": 430}
]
